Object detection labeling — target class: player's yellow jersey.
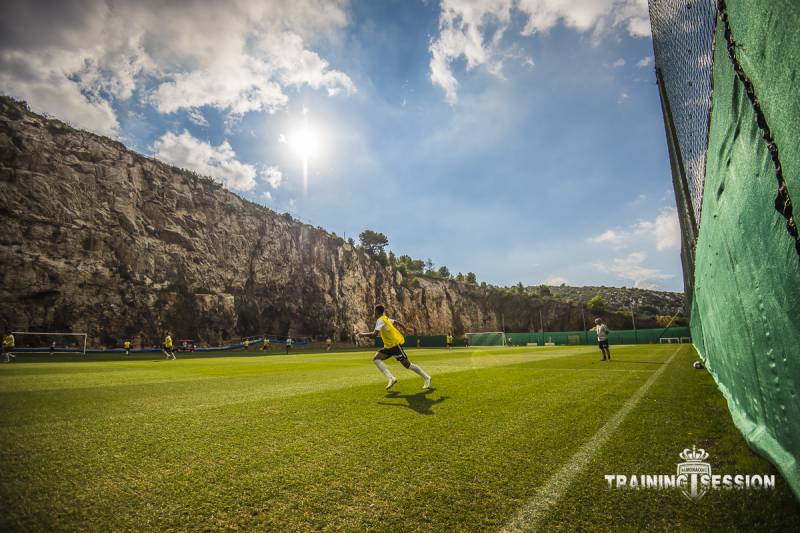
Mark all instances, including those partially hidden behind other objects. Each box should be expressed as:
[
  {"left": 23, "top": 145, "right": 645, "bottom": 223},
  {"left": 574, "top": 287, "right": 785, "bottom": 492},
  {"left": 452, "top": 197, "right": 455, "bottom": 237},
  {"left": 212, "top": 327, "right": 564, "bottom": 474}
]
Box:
[
  {"left": 244, "top": 340, "right": 249, "bottom": 348},
  {"left": 124, "top": 341, "right": 131, "bottom": 349},
  {"left": 446, "top": 335, "right": 453, "bottom": 344},
  {"left": 378, "top": 315, "right": 405, "bottom": 349},
  {"left": 164, "top": 336, "right": 173, "bottom": 348},
  {"left": 263, "top": 338, "right": 270, "bottom": 346},
  {"left": 2, "top": 334, "right": 14, "bottom": 348}
]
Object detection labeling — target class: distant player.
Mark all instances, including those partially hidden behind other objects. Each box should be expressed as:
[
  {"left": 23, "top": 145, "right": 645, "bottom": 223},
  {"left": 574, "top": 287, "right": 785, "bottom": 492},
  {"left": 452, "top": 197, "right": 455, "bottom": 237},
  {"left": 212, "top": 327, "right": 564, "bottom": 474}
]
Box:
[
  {"left": 163, "top": 333, "right": 176, "bottom": 360},
  {"left": 2, "top": 330, "right": 15, "bottom": 363},
  {"left": 463, "top": 334, "right": 469, "bottom": 348},
  {"left": 591, "top": 318, "right": 612, "bottom": 361},
  {"left": 261, "top": 337, "right": 270, "bottom": 352},
  {"left": 357, "top": 304, "right": 431, "bottom": 390},
  {"left": 446, "top": 334, "right": 453, "bottom": 350},
  {"left": 49, "top": 340, "right": 56, "bottom": 354},
  {"left": 243, "top": 339, "right": 250, "bottom": 351},
  {"left": 285, "top": 336, "right": 293, "bottom": 354},
  {"left": 123, "top": 339, "right": 131, "bottom": 355},
  {"left": 326, "top": 337, "right": 332, "bottom": 352}
]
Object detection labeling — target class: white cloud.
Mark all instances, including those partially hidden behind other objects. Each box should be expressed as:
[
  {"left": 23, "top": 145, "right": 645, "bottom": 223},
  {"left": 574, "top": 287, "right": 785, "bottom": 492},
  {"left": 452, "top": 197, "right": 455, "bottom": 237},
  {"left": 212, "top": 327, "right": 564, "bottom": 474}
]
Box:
[
  {"left": 429, "top": 0, "right": 514, "bottom": 105},
  {"left": 152, "top": 62, "right": 289, "bottom": 116},
  {"left": 594, "top": 251, "right": 673, "bottom": 288},
  {"left": 636, "top": 55, "right": 654, "bottom": 68},
  {"left": 0, "top": 50, "right": 120, "bottom": 136},
  {"left": 611, "top": 58, "right": 626, "bottom": 68},
  {"left": 544, "top": 275, "right": 568, "bottom": 285},
  {"left": 429, "top": 0, "right": 651, "bottom": 103},
  {"left": 259, "top": 31, "right": 356, "bottom": 96},
  {"left": 593, "top": 229, "right": 622, "bottom": 245},
  {"left": 516, "top": 0, "right": 649, "bottom": 37},
  {"left": 187, "top": 109, "right": 209, "bottom": 127},
  {"left": 0, "top": 0, "right": 354, "bottom": 133},
  {"left": 262, "top": 191, "right": 273, "bottom": 202},
  {"left": 261, "top": 166, "right": 283, "bottom": 188},
  {"left": 591, "top": 207, "right": 681, "bottom": 251},
  {"left": 152, "top": 130, "right": 256, "bottom": 191},
  {"left": 635, "top": 208, "right": 681, "bottom": 251},
  {"left": 618, "top": 90, "right": 630, "bottom": 103}
]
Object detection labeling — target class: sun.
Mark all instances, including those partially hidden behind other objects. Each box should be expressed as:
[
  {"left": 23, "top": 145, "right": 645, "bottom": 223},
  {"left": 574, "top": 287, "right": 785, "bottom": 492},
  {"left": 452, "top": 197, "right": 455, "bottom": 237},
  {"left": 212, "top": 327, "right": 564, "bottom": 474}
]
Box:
[
  {"left": 287, "top": 109, "right": 323, "bottom": 193},
  {"left": 291, "top": 119, "right": 321, "bottom": 160}
]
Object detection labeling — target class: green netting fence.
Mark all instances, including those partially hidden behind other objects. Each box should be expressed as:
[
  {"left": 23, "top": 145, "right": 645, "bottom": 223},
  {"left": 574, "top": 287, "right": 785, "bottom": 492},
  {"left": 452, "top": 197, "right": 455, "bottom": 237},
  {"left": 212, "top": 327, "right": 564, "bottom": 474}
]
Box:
[
  {"left": 376, "top": 327, "right": 690, "bottom": 348},
  {"left": 651, "top": 0, "right": 800, "bottom": 499}
]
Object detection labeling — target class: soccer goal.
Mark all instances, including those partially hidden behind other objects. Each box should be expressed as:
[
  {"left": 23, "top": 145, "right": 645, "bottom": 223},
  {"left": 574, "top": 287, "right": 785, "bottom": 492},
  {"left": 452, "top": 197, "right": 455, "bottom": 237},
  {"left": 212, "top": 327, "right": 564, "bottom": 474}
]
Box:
[
  {"left": 465, "top": 331, "right": 506, "bottom": 347},
  {"left": 12, "top": 332, "right": 87, "bottom": 355},
  {"left": 659, "top": 337, "right": 692, "bottom": 344}
]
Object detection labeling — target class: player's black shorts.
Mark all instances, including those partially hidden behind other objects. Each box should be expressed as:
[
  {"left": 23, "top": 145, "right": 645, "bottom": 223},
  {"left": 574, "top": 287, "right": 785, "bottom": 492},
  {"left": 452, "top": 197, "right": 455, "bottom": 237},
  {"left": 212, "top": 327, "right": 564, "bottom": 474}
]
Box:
[
  {"left": 378, "top": 345, "right": 409, "bottom": 362},
  {"left": 598, "top": 339, "right": 609, "bottom": 349},
  {"left": 446, "top": 342, "right": 453, "bottom": 347}
]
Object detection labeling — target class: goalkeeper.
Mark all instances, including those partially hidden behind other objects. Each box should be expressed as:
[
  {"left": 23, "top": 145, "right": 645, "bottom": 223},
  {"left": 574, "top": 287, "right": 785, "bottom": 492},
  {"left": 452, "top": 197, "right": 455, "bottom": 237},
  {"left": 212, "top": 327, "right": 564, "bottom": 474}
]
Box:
[{"left": 357, "top": 305, "right": 431, "bottom": 390}]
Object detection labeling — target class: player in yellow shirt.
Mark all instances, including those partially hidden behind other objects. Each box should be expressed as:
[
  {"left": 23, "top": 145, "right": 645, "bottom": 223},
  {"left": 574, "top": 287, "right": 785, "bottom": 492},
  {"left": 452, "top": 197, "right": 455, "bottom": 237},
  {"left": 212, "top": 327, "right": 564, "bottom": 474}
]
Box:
[
  {"left": 326, "top": 337, "right": 332, "bottom": 352},
  {"left": 243, "top": 339, "right": 250, "bottom": 351},
  {"left": 2, "top": 330, "right": 16, "bottom": 363},
  {"left": 357, "top": 304, "right": 431, "bottom": 390},
  {"left": 163, "top": 333, "right": 176, "bottom": 360},
  {"left": 123, "top": 340, "right": 131, "bottom": 355},
  {"left": 446, "top": 334, "right": 453, "bottom": 350},
  {"left": 261, "top": 337, "right": 270, "bottom": 352}
]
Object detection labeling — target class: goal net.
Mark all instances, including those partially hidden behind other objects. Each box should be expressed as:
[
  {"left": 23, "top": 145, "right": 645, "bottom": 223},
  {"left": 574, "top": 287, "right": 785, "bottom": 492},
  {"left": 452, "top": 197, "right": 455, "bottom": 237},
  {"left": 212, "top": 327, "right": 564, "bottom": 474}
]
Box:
[
  {"left": 465, "top": 332, "right": 506, "bottom": 347},
  {"left": 12, "top": 332, "right": 87, "bottom": 354},
  {"left": 659, "top": 337, "right": 692, "bottom": 344}
]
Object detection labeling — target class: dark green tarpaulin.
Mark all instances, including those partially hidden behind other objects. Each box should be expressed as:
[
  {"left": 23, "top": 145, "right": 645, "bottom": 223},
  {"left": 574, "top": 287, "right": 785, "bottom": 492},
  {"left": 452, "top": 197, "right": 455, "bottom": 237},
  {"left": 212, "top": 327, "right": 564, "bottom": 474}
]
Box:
[{"left": 691, "top": 1, "right": 800, "bottom": 498}]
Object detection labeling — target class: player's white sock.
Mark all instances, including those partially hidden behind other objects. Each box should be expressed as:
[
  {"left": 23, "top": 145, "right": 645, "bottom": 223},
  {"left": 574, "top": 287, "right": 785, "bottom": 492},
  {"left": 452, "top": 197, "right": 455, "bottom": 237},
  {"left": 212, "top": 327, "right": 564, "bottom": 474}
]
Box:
[
  {"left": 407, "top": 363, "right": 430, "bottom": 380},
  {"left": 374, "top": 359, "right": 395, "bottom": 380}
]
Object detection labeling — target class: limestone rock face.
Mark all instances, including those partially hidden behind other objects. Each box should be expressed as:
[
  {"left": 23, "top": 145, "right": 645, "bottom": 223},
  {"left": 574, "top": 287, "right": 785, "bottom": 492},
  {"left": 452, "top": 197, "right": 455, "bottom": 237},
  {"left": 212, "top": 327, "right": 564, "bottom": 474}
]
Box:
[{"left": 0, "top": 97, "right": 660, "bottom": 346}]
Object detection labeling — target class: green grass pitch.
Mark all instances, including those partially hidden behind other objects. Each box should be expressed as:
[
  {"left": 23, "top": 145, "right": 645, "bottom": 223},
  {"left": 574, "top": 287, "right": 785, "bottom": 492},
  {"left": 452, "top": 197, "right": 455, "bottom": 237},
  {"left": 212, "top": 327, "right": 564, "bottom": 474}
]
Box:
[{"left": 1, "top": 345, "right": 798, "bottom": 531}]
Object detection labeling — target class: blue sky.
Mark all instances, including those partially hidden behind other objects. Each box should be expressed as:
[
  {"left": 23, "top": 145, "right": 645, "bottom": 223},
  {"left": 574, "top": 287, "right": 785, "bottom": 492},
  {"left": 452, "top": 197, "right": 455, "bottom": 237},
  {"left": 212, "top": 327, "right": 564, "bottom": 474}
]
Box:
[{"left": 0, "top": 0, "right": 682, "bottom": 290}]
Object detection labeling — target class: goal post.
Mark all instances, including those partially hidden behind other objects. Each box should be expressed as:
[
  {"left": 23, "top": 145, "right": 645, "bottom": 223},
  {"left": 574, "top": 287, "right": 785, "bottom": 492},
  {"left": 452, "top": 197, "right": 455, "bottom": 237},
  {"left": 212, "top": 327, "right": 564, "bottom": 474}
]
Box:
[
  {"left": 465, "top": 331, "right": 507, "bottom": 347},
  {"left": 11, "top": 332, "right": 87, "bottom": 355}
]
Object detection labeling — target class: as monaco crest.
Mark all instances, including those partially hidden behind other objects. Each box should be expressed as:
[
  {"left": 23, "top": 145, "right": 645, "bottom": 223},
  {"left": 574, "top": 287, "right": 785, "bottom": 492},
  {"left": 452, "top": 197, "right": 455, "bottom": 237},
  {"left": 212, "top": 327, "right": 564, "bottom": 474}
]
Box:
[{"left": 677, "top": 446, "right": 711, "bottom": 500}]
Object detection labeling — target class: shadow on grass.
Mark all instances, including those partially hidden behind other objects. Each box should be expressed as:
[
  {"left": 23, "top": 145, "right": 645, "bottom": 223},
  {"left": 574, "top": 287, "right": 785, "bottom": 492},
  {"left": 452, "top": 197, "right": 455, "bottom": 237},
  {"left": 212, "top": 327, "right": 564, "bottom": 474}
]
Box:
[{"left": 378, "top": 388, "right": 449, "bottom": 415}]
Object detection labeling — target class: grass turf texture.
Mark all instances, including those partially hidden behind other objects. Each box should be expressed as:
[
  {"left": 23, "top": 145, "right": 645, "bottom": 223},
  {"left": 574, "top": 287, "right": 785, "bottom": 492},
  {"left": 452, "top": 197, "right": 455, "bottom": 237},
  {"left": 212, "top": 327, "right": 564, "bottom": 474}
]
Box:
[{"left": 1, "top": 345, "right": 798, "bottom": 531}]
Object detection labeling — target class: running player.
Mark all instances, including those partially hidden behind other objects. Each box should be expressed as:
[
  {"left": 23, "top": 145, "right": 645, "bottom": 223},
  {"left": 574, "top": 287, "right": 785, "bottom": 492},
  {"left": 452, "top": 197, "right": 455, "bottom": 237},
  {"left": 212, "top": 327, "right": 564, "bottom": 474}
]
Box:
[
  {"left": 285, "top": 336, "right": 293, "bottom": 354},
  {"left": 590, "top": 318, "right": 612, "bottom": 361},
  {"left": 261, "top": 337, "right": 270, "bottom": 352},
  {"left": 163, "top": 333, "right": 176, "bottom": 360},
  {"left": 357, "top": 305, "right": 431, "bottom": 390},
  {"left": 243, "top": 339, "right": 250, "bottom": 351},
  {"left": 2, "top": 330, "right": 15, "bottom": 363},
  {"left": 446, "top": 333, "right": 453, "bottom": 350},
  {"left": 123, "top": 339, "right": 131, "bottom": 355},
  {"left": 326, "top": 337, "right": 332, "bottom": 352}
]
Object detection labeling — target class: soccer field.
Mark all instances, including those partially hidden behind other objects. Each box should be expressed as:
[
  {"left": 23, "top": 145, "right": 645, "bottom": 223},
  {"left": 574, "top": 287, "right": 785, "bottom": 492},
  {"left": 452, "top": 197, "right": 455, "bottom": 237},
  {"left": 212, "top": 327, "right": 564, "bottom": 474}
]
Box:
[{"left": 1, "top": 345, "right": 798, "bottom": 531}]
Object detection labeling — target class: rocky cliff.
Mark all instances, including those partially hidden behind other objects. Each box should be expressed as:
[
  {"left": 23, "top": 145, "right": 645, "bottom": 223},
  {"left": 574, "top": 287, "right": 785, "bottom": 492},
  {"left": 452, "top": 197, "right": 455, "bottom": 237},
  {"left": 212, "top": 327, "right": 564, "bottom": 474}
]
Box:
[{"left": 0, "top": 97, "right": 671, "bottom": 346}]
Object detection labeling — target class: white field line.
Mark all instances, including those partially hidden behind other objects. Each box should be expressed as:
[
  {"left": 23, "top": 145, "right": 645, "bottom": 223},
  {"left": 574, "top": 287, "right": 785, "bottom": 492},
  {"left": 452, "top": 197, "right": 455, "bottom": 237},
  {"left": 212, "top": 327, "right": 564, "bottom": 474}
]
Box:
[{"left": 502, "top": 347, "right": 681, "bottom": 532}]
